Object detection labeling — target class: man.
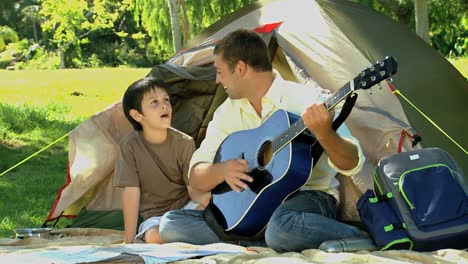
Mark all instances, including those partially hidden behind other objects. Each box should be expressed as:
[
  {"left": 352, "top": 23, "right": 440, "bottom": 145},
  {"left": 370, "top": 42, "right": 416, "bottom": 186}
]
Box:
[{"left": 160, "top": 29, "right": 366, "bottom": 252}]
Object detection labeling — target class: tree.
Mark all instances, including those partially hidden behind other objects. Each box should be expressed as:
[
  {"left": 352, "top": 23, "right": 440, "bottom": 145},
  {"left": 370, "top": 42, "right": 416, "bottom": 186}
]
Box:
[
  {"left": 355, "top": 0, "right": 428, "bottom": 41},
  {"left": 20, "top": 1, "right": 42, "bottom": 43},
  {"left": 168, "top": 0, "right": 182, "bottom": 52},
  {"left": 0, "top": 1, "right": 22, "bottom": 30},
  {"left": 0, "top": 26, "right": 19, "bottom": 52},
  {"left": 135, "top": 0, "right": 256, "bottom": 59},
  {"left": 413, "top": 0, "right": 429, "bottom": 43},
  {"left": 429, "top": 0, "right": 467, "bottom": 56},
  {"left": 179, "top": 0, "right": 191, "bottom": 47},
  {"left": 40, "top": 0, "right": 130, "bottom": 68},
  {"left": 354, "top": 0, "right": 466, "bottom": 56}
]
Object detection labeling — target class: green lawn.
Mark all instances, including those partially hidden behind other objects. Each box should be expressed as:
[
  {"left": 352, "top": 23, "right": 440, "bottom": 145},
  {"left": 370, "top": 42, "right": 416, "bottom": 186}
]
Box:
[
  {"left": 0, "top": 68, "right": 151, "bottom": 119},
  {"left": 0, "top": 68, "right": 150, "bottom": 238},
  {"left": 448, "top": 57, "right": 468, "bottom": 78}
]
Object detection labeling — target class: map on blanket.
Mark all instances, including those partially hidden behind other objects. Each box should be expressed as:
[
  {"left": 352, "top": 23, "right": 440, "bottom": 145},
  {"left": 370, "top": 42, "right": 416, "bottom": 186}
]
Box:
[{"left": 0, "top": 242, "right": 247, "bottom": 264}]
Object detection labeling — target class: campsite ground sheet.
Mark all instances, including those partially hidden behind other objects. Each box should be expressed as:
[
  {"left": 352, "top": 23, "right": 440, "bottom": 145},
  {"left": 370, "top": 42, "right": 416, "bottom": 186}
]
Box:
[{"left": 0, "top": 228, "right": 467, "bottom": 263}]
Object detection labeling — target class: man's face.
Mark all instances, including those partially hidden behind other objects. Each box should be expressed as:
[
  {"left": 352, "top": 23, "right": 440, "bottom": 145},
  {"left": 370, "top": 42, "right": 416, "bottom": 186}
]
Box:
[
  {"left": 214, "top": 53, "right": 243, "bottom": 99},
  {"left": 135, "top": 87, "right": 172, "bottom": 130}
]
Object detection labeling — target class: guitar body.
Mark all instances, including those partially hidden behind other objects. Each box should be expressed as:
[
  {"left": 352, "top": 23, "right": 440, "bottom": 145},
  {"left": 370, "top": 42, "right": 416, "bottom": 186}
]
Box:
[{"left": 211, "top": 109, "right": 314, "bottom": 237}]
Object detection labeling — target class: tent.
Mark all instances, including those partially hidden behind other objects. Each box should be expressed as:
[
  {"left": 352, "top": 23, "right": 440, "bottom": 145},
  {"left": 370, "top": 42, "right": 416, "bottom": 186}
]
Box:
[{"left": 44, "top": 0, "right": 467, "bottom": 229}]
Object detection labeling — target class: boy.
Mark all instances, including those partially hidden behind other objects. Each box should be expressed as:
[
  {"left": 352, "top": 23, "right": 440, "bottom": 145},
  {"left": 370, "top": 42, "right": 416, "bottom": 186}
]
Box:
[{"left": 114, "top": 77, "right": 209, "bottom": 243}]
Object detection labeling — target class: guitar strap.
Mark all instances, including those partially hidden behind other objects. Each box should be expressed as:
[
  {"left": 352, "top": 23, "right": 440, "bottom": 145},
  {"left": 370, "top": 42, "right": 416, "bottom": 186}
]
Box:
[
  {"left": 311, "top": 92, "right": 358, "bottom": 166},
  {"left": 202, "top": 203, "right": 265, "bottom": 242}
]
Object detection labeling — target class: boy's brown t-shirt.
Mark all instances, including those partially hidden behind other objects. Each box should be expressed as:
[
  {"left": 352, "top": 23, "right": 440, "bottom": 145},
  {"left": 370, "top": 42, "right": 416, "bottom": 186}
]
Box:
[{"left": 114, "top": 127, "right": 196, "bottom": 220}]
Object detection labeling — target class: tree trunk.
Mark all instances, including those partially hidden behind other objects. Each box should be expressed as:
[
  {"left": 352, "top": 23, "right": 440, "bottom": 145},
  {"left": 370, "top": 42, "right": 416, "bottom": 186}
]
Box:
[
  {"left": 413, "top": 0, "right": 430, "bottom": 44},
  {"left": 179, "top": 0, "right": 191, "bottom": 45},
  {"left": 59, "top": 48, "right": 66, "bottom": 69},
  {"left": 168, "top": 0, "right": 182, "bottom": 53},
  {"left": 32, "top": 21, "right": 38, "bottom": 43}
]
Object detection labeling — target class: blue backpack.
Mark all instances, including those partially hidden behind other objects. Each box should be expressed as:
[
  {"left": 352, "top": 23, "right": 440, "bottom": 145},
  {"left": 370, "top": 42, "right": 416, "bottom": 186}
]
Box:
[{"left": 357, "top": 147, "right": 468, "bottom": 251}]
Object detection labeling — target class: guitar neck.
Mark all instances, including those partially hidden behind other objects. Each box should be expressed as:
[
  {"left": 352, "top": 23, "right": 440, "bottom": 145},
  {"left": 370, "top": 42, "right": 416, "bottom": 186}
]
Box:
[
  {"left": 271, "top": 55, "right": 398, "bottom": 155},
  {"left": 272, "top": 81, "right": 354, "bottom": 154},
  {"left": 324, "top": 81, "right": 354, "bottom": 110}
]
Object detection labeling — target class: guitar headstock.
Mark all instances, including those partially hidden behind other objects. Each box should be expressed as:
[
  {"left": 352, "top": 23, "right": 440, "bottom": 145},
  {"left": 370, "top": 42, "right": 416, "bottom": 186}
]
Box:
[{"left": 354, "top": 56, "right": 398, "bottom": 90}]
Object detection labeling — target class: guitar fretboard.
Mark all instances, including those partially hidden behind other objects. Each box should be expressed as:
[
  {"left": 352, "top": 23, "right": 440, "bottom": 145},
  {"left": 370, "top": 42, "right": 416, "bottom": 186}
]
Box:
[
  {"left": 324, "top": 82, "right": 354, "bottom": 110},
  {"left": 271, "top": 81, "right": 354, "bottom": 154}
]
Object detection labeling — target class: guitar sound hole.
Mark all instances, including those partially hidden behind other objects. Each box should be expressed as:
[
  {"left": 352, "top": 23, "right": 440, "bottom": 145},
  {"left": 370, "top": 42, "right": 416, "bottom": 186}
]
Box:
[
  {"left": 246, "top": 169, "right": 273, "bottom": 194},
  {"left": 257, "top": 141, "right": 273, "bottom": 168}
]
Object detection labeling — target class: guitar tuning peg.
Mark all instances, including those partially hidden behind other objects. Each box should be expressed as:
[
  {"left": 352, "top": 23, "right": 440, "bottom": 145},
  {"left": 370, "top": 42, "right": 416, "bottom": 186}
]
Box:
[
  {"left": 371, "top": 76, "right": 376, "bottom": 82},
  {"left": 387, "top": 77, "right": 393, "bottom": 83},
  {"left": 368, "top": 89, "right": 373, "bottom": 95},
  {"left": 377, "top": 83, "right": 383, "bottom": 90},
  {"left": 370, "top": 66, "right": 375, "bottom": 71},
  {"left": 360, "top": 81, "right": 367, "bottom": 87},
  {"left": 360, "top": 71, "right": 365, "bottom": 77},
  {"left": 379, "top": 70, "right": 386, "bottom": 76},
  {"left": 379, "top": 61, "right": 385, "bottom": 67}
]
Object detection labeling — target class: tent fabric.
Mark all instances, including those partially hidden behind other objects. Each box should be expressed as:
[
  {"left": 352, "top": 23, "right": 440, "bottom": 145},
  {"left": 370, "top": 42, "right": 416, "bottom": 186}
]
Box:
[
  {"left": 318, "top": 0, "right": 467, "bottom": 175},
  {"left": 46, "top": 101, "right": 132, "bottom": 222},
  {"left": 46, "top": 0, "right": 466, "bottom": 229}
]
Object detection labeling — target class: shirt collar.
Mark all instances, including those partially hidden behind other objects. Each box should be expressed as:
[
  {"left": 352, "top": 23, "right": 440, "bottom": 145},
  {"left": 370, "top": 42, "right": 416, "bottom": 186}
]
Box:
[{"left": 263, "top": 69, "right": 285, "bottom": 107}]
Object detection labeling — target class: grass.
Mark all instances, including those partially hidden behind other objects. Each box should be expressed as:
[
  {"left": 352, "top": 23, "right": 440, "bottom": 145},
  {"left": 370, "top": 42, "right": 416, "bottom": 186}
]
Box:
[
  {"left": 0, "top": 68, "right": 150, "bottom": 238},
  {"left": 448, "top": 57, "right": 468, "bottom": 78},
  {"left": 0, "top": 68, "right": 151, "bottom": 119}
]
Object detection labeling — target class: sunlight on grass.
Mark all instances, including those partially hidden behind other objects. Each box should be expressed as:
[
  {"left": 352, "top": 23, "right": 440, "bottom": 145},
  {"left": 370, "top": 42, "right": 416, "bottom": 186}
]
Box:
[
  {"left": 448, "top": 57, "right": 468, "bottom": 78},
  {"left": 0, "top": 68, "right": 150, "bottom": 120}
]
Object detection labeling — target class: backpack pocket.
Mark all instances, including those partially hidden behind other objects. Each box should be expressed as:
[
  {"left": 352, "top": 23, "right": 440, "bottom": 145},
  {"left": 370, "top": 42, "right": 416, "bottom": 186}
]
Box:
[
  {"left": 357, "top": 189, "right": 413, "bottom": 250},
  {"left": 399, "top": 164, "right": 468, "bottom": 230}
]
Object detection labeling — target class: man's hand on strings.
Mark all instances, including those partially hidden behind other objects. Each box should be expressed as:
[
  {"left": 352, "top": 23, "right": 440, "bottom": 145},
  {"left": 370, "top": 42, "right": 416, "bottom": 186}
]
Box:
[{"left": 214, "top": 159, "right": 252, "bottom": 192}]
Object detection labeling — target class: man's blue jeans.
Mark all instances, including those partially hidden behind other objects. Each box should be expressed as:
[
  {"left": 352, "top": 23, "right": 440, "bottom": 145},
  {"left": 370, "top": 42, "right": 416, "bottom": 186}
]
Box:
[{"left": 159, "top": 190, "right": 365, "bottom": 252}]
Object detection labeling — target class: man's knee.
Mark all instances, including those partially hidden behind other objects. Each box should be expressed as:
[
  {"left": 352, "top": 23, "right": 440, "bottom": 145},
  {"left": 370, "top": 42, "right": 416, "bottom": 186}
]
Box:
[{"left": 264, "top": 209, "right": 296, "bottom": 251}]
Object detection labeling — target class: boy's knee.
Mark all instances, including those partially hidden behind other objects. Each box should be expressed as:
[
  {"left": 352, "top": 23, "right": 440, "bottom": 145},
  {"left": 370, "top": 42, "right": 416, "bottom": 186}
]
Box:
[
  {"left": 159, "top": 211, "right": 188, "bottom": 242},
  {"left": 144, "top": 227, "right": 164, "bottom": 244}
]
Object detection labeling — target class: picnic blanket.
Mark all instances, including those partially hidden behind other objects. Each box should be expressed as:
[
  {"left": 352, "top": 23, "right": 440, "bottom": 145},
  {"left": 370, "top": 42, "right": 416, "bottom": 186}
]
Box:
[{"left": 1, "top": 228, "right": 467, "bottom": 263}]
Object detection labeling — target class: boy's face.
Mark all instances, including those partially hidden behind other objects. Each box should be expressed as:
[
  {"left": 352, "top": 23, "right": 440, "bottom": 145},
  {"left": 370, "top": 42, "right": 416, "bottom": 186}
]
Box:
[{"left": 132, "top": 87, "right": 172, "bottom": 130}]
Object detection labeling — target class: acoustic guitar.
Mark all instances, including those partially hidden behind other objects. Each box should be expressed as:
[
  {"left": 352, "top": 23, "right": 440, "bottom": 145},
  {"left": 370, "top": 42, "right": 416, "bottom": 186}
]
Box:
[{"left": 210, "top": 56, "right": 398, "bottom": 237}]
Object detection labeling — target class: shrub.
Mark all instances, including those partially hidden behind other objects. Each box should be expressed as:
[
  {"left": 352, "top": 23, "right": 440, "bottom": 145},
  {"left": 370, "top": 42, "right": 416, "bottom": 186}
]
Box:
[
  {"left": 0, "top": 103, "right": 70, "bottom": 134},
  {"left": 15, "top": 48, "right": 61, "bottom": 70}
]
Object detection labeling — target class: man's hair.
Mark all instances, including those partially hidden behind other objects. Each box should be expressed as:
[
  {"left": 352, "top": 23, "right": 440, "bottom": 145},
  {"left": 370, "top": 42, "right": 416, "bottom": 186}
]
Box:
[
  {"left": 214, "top": 29, "right": 272, "bottom": 72},
  {"left": 122, "top": 77, "right": 170, "bottom": 131}
]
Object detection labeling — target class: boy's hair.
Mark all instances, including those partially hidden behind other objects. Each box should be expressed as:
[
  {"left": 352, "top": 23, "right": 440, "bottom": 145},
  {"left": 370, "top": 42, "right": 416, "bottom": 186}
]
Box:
[
  {"left": 122, "top": 77, "right": 170, "bottom": 131},
  {"left": 214, "top": 28, "right": 272, "bottom": 72}
]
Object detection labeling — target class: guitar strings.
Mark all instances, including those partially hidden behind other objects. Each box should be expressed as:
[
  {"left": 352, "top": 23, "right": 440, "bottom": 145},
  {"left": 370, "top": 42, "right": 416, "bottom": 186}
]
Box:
[
  {"left": 239, "top": 89, "right": 341, "bottom": 166},
  {"left": 241, "top": 120, "right": 306, "bottom": 165}
]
